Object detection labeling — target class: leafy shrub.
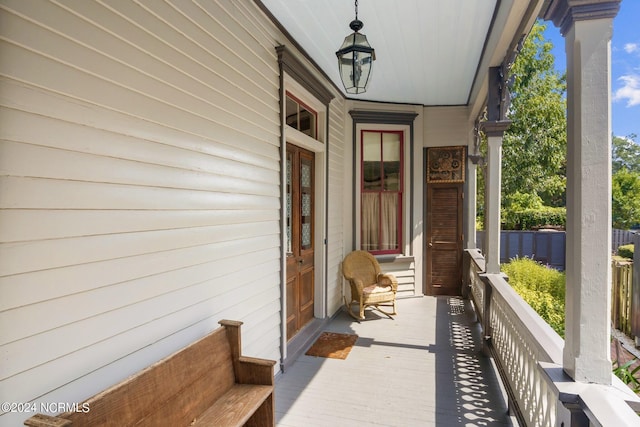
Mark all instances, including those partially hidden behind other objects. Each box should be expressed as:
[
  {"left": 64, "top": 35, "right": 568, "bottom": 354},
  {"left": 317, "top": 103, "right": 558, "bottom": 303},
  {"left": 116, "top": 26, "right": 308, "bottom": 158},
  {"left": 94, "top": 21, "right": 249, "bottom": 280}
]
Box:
[
  {"left": 519, "top": 207, "right": 566, "bottom": 230},
  {"left": 502, "top": 193, "right": 566, "bottom": 230},
  {"left": 617, "top": 244, "right": 634, "bottom": 260},
  {"left": 503, "top": 206, "right": 566, "bottom": 230},
  {"left": 501, "top": 257, "right": 566, "bottom": 337}
]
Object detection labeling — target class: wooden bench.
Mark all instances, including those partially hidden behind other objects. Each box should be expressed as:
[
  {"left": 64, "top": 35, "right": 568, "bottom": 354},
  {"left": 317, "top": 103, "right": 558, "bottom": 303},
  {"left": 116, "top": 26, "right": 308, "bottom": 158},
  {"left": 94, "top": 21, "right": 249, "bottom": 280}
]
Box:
[{"left": 24, "top": 320, "right": 276, "bottom": 427}]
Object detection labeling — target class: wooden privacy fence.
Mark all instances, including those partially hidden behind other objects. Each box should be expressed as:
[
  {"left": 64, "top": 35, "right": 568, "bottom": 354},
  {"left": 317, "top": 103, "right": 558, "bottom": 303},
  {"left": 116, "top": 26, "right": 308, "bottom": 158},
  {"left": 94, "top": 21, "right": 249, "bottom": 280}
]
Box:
[
  {"left": 611, "top": 232, "right": 638, "bottom": 340},
  {"left": 476, "top": 229, "right": 639, "bottom": 271},
  {"left": 476, "top": 230, "right": 566, "bottom": 270},
  {"left": 612, "top": 229, "right": 638, "bottom": 252},
  {"left": 612, "top": 258, "right": 633, "bottom": 336}
]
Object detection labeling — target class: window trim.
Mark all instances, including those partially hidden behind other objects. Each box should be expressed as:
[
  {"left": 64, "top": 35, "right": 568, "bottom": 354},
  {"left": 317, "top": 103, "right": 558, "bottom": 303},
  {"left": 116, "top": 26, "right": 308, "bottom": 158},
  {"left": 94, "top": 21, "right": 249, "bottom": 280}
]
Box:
[
  {"left": 360, "top": 129, "right": 404, "bottom": 255},
  {"left": 349, "top": 110, "right": 418, "bottom": 256}
]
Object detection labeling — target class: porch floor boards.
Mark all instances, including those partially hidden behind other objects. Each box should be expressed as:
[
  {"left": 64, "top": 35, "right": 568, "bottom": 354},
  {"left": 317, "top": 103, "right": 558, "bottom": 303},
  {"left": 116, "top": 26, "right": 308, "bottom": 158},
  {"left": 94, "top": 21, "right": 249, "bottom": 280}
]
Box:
[{"left": 275, "top": 296, "right": 514, "bottom": 426}]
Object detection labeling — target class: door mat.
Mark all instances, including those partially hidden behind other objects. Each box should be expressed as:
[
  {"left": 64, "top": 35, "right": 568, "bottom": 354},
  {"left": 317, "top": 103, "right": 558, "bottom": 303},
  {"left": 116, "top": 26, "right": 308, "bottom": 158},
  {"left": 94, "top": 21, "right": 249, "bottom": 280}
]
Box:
[{"left": 305, "top": 332, "right": 359, "bottom": 359}]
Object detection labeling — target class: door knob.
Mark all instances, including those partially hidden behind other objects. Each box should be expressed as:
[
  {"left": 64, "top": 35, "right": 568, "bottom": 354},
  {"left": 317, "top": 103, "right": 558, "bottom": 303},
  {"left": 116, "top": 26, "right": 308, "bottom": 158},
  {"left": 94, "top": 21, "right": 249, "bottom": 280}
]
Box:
[{"left": 428, "top": 242, "right": 433, "bottom": 247}]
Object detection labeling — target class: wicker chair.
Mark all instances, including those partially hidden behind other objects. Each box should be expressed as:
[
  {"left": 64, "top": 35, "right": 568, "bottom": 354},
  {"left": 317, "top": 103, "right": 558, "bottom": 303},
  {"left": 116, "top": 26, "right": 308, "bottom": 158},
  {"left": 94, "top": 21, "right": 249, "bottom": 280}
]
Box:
[{"left": 342, "top": 250, "right": 398, "bottom": 320}]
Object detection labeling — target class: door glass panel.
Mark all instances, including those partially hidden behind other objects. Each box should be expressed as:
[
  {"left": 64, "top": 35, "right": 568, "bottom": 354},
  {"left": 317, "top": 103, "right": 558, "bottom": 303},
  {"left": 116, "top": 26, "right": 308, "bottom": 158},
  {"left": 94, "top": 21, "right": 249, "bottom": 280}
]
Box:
[
  {"left": 300, "top": 157, "right": 313, "bottom": 250},
  {"left": 286, "top": 152, "right": 293, "bottom": 254},
  {"left": 301, "top": 163, "right": 311, "bottom": 188},
  {"left": 302, "top": 223, "right": 311, "bottom": 248},
  {"left": 302, "top": 194, "right": 311, "bottom": 216}
]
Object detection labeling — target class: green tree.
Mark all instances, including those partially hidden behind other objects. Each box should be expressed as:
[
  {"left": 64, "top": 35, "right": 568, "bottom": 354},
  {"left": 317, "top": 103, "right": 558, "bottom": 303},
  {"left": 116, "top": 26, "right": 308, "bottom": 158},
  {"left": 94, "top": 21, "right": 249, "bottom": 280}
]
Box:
[
  {"left": 502, "top": 21, "right": 567, "bottom": 208},
  {"left": 612, "top": 169, "right": 640, "bottom": 229},
  {"left": 477, "top": 20, "right": 567, "bottom": 228},
  {"left": 611, "top": 134, "right": 640, "bottom": 229},
  {"left": 612, "top": 134, "right": 640, "bottom": 174}
]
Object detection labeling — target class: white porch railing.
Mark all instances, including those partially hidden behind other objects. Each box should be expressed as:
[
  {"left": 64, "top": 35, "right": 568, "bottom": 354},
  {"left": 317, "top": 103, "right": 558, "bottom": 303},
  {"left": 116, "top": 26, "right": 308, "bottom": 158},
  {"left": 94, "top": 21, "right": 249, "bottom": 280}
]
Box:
[{"left": 464, "top": 249, "right": 640, "bottom": 426}]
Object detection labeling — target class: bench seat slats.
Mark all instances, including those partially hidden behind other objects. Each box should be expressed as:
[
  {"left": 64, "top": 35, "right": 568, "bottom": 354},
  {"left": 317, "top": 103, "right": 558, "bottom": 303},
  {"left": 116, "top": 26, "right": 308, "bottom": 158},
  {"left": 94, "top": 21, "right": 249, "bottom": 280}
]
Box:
[{"left": 190, "top": 384, "right": 273, "bottom": 426}]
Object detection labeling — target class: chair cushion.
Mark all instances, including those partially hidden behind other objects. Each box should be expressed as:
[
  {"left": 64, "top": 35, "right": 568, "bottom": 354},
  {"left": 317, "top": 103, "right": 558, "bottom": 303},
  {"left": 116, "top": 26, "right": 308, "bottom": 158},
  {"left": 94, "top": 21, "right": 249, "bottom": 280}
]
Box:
[{"left": 363, "top": 285, "right": 393, "bottom": 295}]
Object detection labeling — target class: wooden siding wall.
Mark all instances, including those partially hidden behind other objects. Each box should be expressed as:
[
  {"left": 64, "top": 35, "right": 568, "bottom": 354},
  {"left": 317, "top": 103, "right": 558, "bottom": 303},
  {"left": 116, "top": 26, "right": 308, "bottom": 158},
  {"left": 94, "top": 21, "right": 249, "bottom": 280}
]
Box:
[
  {"left": 326, "top": 96, "right": 347, "bottom": 314},
  {"left": 0, "top": 1, "right": 310, "bottom": 424},
  {"left": 380, "top": 258, "right": 417, "bottom": 297}
]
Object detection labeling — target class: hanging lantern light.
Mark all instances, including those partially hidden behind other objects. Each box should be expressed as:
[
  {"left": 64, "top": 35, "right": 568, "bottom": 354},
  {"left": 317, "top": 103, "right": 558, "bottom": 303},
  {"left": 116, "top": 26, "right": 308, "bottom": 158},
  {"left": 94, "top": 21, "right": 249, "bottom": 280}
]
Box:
[{"left": 336, "top": 0, "right": 376, "bottom": 94}]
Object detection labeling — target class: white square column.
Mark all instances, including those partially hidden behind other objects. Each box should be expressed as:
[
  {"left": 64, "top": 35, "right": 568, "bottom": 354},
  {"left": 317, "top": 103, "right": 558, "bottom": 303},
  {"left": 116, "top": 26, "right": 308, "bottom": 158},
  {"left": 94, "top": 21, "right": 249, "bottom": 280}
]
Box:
[
  {"left": 545, "top": 0, "right": 620, "bottom": 384},
  {"left": 480, "top": 121, "right": 511, "bottom": 274},
  {"left": 564, "top": 16, "right": 614, "bottom": 384}
]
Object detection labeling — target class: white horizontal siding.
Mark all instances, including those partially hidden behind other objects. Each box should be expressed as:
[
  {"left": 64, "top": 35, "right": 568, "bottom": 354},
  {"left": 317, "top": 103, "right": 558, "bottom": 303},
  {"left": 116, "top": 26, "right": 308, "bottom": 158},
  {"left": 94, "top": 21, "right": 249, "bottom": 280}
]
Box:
[
  {"left": 0, "top": 234, "right": 278, "bottom": 311},
  {"left": 380, "top": 258, "right": 417, "bottom": 297},
  {"left": 327, "top": 96, "right": 347, "bottom": 315},
  {"left": 1, "top": 0, "right": 278, "bottom": 135},
  {"left": 0, "top": 1, "right": 285, "bottom": 425},
  {"left": 0, "top": 208, "right": 278, "bottom": 243},
  {"left": 1, "top": 244, "right": 281, "bottom": 346},
  {"left": 2, "top": 256, "right": 280, "bottom": 382}
]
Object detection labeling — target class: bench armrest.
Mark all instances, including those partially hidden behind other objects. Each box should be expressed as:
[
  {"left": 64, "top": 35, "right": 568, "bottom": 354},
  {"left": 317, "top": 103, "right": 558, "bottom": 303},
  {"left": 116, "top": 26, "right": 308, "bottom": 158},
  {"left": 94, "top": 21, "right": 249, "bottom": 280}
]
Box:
[
  {"left": 24, "top": 413, "right": 72, "bottom": 427},
  {"left": 237, "top": 356, "right": 276, "bottom": 385}
]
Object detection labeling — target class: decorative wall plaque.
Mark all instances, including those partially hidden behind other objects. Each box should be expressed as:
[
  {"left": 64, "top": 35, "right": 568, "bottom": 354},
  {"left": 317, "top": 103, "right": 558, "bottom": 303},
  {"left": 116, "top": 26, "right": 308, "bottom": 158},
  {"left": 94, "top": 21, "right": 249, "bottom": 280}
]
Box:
[{"left": 427, "top": 146, "right": 466, "bottom": 183}]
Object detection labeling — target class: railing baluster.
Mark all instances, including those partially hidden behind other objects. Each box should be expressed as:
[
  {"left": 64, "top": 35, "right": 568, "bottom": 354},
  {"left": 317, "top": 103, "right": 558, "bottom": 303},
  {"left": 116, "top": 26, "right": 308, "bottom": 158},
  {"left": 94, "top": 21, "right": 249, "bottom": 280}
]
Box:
[{"left": 466, "top": 249, "right": 640, "bottom": 426}]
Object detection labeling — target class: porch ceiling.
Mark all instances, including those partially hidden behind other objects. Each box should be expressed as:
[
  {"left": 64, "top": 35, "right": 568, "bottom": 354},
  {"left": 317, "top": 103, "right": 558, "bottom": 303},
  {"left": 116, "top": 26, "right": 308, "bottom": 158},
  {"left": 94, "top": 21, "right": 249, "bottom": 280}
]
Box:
[{"left": 258, "top": 0, "right": 545, "bottom": 107}]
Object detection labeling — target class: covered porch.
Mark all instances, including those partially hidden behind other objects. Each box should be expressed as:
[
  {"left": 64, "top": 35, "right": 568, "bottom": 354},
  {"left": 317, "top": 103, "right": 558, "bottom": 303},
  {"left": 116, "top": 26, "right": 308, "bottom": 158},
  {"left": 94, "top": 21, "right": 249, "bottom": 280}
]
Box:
[
  {"left": 1, "top": 0, "right": 639, "bottom": 425},
  {"left": 275, "top": 250, "right": 640, "bottom": 426},
  {"left": 275, "top": 296, "right": 513, "bottom": 426}
]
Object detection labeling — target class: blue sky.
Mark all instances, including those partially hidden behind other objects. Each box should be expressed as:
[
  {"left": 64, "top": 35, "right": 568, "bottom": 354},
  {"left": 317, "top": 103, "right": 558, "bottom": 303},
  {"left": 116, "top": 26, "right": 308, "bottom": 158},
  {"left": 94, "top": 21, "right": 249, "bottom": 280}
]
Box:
[{"left": 543, "top": 2, "right": 640, "bottom": 139}]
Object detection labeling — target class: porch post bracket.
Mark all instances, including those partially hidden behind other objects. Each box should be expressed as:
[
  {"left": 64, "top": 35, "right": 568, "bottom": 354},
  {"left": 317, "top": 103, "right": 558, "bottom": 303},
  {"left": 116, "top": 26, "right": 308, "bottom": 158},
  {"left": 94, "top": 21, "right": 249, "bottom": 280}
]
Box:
[{"left": 469, "top": 114, "right": 486, "bottom": 165}]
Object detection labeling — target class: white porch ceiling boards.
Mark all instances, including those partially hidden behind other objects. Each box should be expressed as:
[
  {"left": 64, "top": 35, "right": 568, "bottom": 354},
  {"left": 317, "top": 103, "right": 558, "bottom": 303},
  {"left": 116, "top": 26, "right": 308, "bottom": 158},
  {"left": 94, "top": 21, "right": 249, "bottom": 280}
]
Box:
[{"left": 260, "top": 0, "right": 498, "bottom": 106}]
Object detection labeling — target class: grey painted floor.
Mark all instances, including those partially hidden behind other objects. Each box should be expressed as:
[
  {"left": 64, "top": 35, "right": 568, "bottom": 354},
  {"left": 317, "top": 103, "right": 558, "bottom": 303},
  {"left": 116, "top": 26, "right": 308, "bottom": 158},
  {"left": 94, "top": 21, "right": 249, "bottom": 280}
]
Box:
[{"left": 275, "top": 296, "right": 514, "bottom": 426}]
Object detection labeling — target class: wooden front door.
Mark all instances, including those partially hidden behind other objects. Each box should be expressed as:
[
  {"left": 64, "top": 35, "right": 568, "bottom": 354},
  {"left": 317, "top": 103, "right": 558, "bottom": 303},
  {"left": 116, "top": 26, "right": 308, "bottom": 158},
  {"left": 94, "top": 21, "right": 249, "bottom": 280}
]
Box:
[
  {"left": 426, "top": 183, "right": 464, "bottom": 296},
  {"left": 286, "top": 144, "right": 315, "bottom": 340}
]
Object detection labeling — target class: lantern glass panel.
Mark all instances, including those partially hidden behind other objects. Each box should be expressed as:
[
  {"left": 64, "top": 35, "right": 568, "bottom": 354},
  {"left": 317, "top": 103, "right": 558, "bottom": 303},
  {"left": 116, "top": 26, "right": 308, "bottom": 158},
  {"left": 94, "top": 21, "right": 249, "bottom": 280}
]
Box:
[{"left": 337, "top": 32, "right": 374, "bottom": 94}]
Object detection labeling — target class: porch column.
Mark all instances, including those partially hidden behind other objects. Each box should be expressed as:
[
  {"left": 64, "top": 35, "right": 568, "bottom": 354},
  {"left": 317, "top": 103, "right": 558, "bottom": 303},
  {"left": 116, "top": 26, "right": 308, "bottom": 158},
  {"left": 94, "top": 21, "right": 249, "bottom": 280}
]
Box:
[
  {"left": 480, "top": 121, "right": 510, "bottom": 274},
  {"left": 544, "top": 0, "right": 620, "bottom": 384},
  {"left": 465, "top": 160, "right": 477, "bottom": 250},
  {"left": 465, "top": 126, "right": 478, "bottom": 250}
]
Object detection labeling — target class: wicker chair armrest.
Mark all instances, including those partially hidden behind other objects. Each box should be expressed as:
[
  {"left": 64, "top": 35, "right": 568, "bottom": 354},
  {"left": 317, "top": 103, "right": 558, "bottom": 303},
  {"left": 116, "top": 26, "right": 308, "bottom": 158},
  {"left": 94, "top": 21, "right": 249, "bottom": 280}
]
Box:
[
  {"left": 351, "top": 278, "right": 365, "bottom": 294},
  {"left": 377, "top": 273, "right": 398, "bottom": 291}
]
